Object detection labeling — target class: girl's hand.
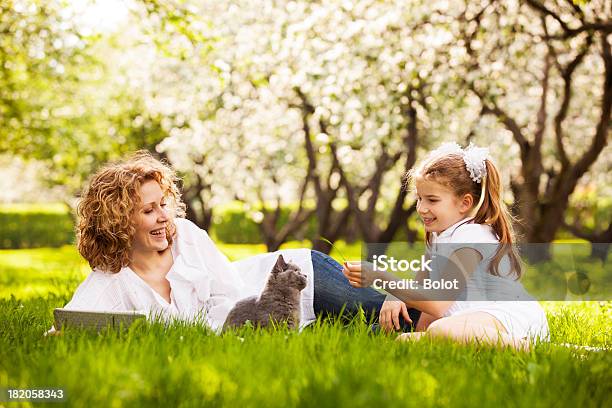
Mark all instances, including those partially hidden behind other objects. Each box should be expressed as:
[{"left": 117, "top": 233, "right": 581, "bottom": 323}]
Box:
[
  {"left": 342, "top": 261, "right": 377, "bottom": 288},
  {"left": 379, "top": 300, "right": 412, "bottom": 332}
]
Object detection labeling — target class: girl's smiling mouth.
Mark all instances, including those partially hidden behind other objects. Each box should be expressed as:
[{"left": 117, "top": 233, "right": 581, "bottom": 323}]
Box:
[{"left": 422, "top": 217, "right": 436, "bottom": 226}]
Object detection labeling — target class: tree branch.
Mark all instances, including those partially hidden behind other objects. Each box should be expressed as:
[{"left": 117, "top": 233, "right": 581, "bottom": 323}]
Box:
[
  {"left": 569, "top": 33, "right": 611, "bottom": 187},
  {"left": 293, "top": 87, "right": 322, "bottom": 199},
  {"left": 563, "top": 219, "right": 612, "bottom": 243},
  {"left": 552, "top": 33, "right": 594, "bottom": 170},
  {"left": 475, "top": 86, "right": 530, "bottom": 159},
  {"left": 534, "top": 21, "right": 552, "bottom": 151},
  {"left": 524, "top": 0, "right": 573, "bottom": 33},
  {"left": 275, "top": 197, "right": 315, "bottom": 245},
  {"left": 526, "top": 0, "right": 611, "bottom": 39}
]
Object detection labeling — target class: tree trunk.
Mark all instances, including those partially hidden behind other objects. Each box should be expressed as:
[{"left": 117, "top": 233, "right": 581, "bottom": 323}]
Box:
[
  {"left": 464, "top": 9, "right": 610, "bottom": 264},
  {"left": 293, "top": 87, "right": 353, "bottom": 255}
]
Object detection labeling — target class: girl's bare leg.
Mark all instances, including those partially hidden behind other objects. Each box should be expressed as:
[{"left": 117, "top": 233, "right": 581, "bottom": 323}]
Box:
[
  {"left": 396, "top": 312, "right": 530, "bottom": 351},
  {"left": 395, "top": 332, "right": 428, "bottom": 341},
  {"left": 415, "top": 311, "right": 438, "bottom": 331}
]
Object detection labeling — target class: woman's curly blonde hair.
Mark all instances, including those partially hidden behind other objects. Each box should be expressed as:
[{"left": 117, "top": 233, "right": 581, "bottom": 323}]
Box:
[{"left": 77, "top": 151, "right": 186, "bottom": 273}]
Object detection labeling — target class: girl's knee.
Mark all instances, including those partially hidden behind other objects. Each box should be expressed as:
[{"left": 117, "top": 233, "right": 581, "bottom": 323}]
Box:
[{"left": 425, "top": 318, "right": 452, "bottom": 337}]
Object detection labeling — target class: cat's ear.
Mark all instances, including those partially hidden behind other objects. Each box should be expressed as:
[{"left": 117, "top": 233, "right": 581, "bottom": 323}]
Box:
[{"left": 272, "top": 254, "right": 287, "bottom": 273}]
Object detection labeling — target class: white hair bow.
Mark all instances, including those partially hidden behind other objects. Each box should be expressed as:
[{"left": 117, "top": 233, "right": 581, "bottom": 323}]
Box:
[{"left": 426, "top": 142, "right": 490, "bottom": 183}]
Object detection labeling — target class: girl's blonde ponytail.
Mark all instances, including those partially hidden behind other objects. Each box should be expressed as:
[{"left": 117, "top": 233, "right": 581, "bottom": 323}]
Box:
[{"left": 474, "top": 160, "right": 522, "bottom": 278}]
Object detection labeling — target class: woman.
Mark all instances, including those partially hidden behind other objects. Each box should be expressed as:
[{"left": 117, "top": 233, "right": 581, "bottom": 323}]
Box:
[{"left": 52, "top": 151, "right": 419, "bottom": 333}]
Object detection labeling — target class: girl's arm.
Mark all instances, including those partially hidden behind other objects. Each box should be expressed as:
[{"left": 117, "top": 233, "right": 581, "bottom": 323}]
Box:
[
  {"left": 412, "top": 268, "right": 441, "bottom": 330},
  {"left": 379, "top": 266, "right": 434, "bottom": 331},
  {"left": 343, "top": 247, "right": 482, "bottom": 318}
]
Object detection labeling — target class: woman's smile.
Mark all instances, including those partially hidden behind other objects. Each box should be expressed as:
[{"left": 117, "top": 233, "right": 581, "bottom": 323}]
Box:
[{"left": 150, "top": 226, "right": 166, "bottom": 239}]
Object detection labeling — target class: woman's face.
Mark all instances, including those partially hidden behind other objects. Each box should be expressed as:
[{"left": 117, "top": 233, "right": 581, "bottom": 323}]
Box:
[
  {"left": 132, "top": 179, "right": 170, "bottom": 254},
  {"left": 415, "top": 177, "right": 473, "bottom": 233}
]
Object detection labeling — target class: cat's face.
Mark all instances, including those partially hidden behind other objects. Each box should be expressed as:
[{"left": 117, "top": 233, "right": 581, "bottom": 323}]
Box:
[{"left": 271, "top": 255, "right": 307, "bottom": 290}]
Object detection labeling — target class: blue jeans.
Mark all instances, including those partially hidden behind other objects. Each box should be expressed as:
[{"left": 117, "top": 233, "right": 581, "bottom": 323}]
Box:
[{"left": 310, "top": 250, "right": 420, "bottom": 331}]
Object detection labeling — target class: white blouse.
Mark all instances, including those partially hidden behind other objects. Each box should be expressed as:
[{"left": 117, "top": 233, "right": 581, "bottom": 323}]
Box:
[{"left": 57, "top": 218, "right": 316, "bottom": 333}]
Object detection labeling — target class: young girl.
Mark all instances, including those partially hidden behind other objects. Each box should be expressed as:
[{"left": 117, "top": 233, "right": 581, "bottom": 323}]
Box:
[{"left": 343, "top": 142, "right": 549, "bottom": 350}]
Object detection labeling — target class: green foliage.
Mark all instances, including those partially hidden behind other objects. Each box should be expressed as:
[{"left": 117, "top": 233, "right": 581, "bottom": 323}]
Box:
[
  {"left": 562, "top": 188, "right": 612, "bottom": 238},
  {"left": 0, "top": 204, "right": 73, "bottom": 249},
  {"left": 2, "top": 197, "right": 607, "bottom": 249},
  {"left": 0, "top": 1, "right": 173, "bottom": 196},
  {"left": 0, "top": 0, "right": 85, "bottom": 156},
  {"left": 213, "top": 202, "right": 318, "bottom": 244},
  {"left": 521, "top": 243, "right": 610, "bottom": 301},
  {"left": 0, "top": 202, "right": 322, "bottom": 248},
  {"left": 212, "top": 204, "right": 263, "bottom": 243},
  {"left": 140, "top": 0, "right": 216, "bottom": 59}
]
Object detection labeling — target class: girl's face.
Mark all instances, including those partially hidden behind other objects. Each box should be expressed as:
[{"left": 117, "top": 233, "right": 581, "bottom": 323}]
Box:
[
  {"left": 415, "top": 178, "right": 473, "bottom": 233},
  {"left": 132, "top": 179, "right": 170, "bottom": 254}
]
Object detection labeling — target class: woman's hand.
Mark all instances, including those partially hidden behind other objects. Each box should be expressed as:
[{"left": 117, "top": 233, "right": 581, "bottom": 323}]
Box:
[
  {"left": 342, "top": 261, "right": 377, "bottom": 288},
  {"left": 379, "top": 300, "right": 412, "bottom": 332}
]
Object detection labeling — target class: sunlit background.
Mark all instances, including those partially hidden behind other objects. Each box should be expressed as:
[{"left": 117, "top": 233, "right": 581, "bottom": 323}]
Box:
[{"left": 0, "top": 0, "right": 610, "bottom": 254}]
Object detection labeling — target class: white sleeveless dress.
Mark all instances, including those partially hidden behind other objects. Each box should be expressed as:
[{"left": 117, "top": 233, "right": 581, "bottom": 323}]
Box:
[{"left": 430, "top": 217, "right": 549, "bottom": 341}]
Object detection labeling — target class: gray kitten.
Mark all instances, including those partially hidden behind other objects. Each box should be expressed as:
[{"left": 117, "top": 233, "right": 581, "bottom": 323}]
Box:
[{"left": 223, "top": 255, "right": 307, "bottom": 332}]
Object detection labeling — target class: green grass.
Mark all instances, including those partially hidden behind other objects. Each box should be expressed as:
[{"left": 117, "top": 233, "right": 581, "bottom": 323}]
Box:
[{"left": 0, "top": 245, "right": 610, "bottom": 407}]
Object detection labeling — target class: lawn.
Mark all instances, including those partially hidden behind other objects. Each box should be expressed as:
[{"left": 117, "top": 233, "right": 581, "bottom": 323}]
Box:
[{"left": 0, "top": 244, "right": 610, "bottom": 407}]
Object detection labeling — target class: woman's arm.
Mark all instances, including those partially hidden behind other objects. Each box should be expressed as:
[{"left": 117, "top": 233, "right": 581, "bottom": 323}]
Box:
[
  {"left": 192, "top": 224, "right": 246, "bottom": 331},
  {"left": 343, "top": 247, "right": 482, "bottom": 318}
]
